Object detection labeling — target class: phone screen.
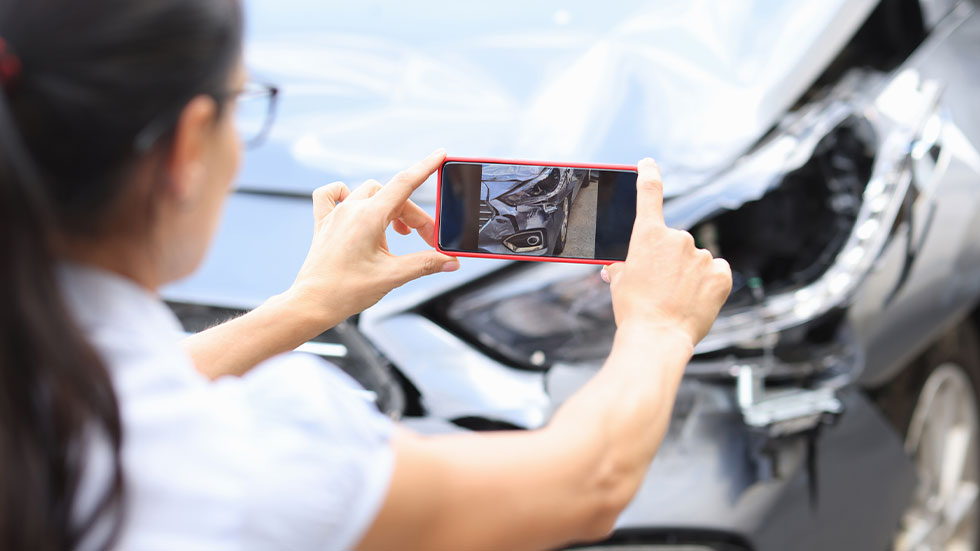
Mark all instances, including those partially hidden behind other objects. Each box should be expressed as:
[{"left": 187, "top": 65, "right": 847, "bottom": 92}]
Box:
[{"left": 438, "top": 161, "right": 638, "bottom": 262}]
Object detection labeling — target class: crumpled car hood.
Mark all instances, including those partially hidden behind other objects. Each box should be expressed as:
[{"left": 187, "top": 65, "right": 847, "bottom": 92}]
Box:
[
  {"left": 237, "top": 0, "right": 877, "bottom": 199},
  {"left": 166, "top": 0, "right": 878, "bottom": 306}
]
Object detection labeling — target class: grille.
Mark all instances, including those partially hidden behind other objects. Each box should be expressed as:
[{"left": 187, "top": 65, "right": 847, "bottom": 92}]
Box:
[{"left": 478, "top": 200, "right": 494, "bottom": 230}]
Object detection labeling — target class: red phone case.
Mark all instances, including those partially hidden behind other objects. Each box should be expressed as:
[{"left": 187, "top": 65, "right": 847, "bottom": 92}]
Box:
[{"left": 434, "top": 156, "right": 637, "bottom": 265}]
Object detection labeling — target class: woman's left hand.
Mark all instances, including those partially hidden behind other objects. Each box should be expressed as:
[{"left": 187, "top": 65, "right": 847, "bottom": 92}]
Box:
[{"left": 287, "top": 148, "right": 459, "bottom": 329}]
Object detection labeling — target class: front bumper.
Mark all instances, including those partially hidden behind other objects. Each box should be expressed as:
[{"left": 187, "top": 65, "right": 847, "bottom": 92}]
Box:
[
  {"left": 363, "top": 311, "right": 916, "bottom": 551},
  {"left": 479, "top": 198, "right": 564, "bottom": 255}
]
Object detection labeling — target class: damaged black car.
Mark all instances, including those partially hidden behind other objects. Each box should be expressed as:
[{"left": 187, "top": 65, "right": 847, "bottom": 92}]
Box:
[{"left": 478, "top": 165, "right": 589, "bottom": 256}]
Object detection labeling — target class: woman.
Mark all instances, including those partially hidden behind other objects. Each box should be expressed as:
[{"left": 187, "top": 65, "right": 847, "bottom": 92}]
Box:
[{"left": 0, "top": 0, "right": 731, "bottom": 549}]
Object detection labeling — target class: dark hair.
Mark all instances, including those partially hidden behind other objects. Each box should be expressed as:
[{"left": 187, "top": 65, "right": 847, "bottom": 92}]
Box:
[{"left": 0, "top": 0, "right": 243, "bottom": 548}]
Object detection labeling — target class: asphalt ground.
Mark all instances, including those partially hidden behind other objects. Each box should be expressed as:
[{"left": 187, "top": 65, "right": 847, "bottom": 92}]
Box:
[{"left": 560, "top": 180, "right": 598, "bottom": 258}]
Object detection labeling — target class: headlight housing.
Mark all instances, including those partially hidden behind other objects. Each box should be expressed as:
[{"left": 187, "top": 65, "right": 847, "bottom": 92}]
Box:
[
  {"left": 436, "top": 263, "right": 614, "bottom": 368},
  {"left": 431, "top": 70, "right": 942, "bottom": 375},
  {"left": 499, "top": 167, "right": 566, "bottom": 206}
]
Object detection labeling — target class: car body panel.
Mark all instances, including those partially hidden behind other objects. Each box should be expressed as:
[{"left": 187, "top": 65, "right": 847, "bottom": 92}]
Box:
[
  {"left": 849, "top": 3, "right": 980, "bottom": 385},
  {"left": 613, "top": 385, "right": 915, "bottom": 550},
  {"left": 362, "top": 314, "right": 552, "bottom": 428},
  {"left": 162, "top": 1, "right": 980, "bottom": 549},
  {"left": 750, "top": 388, "right": 916, "bottom": 550}
]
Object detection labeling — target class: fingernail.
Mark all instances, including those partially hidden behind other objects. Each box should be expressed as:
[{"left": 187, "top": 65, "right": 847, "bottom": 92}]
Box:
[
  {"left": 441, "top": 260, "right": 460, "bottom": 272},
  {"left": 431, "top": 148, "right": 447, "bottom": 157},
  {"left": 599, "top": 267, "right": 610, "bottom": 283}
]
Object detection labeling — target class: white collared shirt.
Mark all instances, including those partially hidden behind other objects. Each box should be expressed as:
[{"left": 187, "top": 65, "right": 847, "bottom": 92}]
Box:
[{"left": 60, "top": 264, "right": 394, "bottom": 550}]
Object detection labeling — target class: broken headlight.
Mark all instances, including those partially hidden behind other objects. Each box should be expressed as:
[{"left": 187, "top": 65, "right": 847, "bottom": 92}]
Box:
[
  {"left": 436, "top": 262, "right": 614, "bottom": 369},
  {"left": 433, "top": 71, "right": 941, "bottom": 374},
  {"left": 499, "top": 167, "right": 565, "bottom": 206}
]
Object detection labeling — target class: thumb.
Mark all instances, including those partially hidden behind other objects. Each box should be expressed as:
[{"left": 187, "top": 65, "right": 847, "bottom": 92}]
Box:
[
  {"left": 394, "top": 250, "right": 460, "bottom": 284},
  {"left": 634, "top": 158, "right": 665, "bottom": 229}
]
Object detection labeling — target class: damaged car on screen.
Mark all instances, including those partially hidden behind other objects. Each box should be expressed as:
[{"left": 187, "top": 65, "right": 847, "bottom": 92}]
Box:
[
  {"left": 478, "top": 165, "right": 588, "bottom": 256},
  {"left": 164, "top": 0, "right": 980, "bottom": 549}
]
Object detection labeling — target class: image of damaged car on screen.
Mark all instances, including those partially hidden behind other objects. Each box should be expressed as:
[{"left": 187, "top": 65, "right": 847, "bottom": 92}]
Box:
[{"left": 477, "top": 165, "right": 596, "bottom": 258}]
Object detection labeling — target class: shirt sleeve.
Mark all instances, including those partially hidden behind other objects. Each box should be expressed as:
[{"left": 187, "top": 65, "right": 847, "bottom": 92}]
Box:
[{"left": 234, "top": 353, "right": 395, "bottom": 551}]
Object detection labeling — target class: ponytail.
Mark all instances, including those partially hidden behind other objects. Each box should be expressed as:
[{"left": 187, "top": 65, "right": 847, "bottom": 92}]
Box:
[{"left": 0, "top": 70, "right": 124, "bottom": 550}]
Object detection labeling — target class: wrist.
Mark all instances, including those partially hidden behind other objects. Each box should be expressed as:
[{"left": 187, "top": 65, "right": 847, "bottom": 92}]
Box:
[
  {"left": 615, "top": 320, "right": 696, "bottom": 358},
  {"left": 263, "top": 287, "right": 339, "bottom": 343}
]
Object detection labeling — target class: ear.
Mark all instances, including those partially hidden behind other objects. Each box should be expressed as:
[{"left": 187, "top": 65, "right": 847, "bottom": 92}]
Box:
[{"left": 166, "top": 95, "right": 218, "bottom": 202}]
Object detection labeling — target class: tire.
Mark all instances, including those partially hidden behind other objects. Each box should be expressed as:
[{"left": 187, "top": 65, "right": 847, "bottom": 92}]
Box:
[
  {"left": 875, "top": 320, "right": 980, "bottom": 551},
  {"left": 582, "top": 169, "right": 595, "bottom": 190},
  {"left": 554, "top": 197, "right": 570, "bottom": 255}
]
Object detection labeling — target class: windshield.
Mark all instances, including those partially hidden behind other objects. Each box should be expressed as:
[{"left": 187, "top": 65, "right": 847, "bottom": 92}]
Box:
[{"left": 241, "top": 0, "right": 876, "bottom": 199}]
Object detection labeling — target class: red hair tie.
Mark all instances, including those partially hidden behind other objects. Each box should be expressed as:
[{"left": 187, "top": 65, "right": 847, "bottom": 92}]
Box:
[{"left": 0, "top": 37, "right": 22, "bottom": 92}]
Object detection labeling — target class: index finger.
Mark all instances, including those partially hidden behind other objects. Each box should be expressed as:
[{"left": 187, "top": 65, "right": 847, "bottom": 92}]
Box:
[
  {"left": 634, "top": 158, "right": 665, "bottom": 227},
  {"left": 374, "top": 148, "right": 447, "bottom": 218}
]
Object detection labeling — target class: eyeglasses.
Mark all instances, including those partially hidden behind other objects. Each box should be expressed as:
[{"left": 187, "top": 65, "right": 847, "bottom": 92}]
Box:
[
  {"left": 133, "top": 80, "right": 280, "bottom": 153},
  {"left": 230, "top": 81, "right": 279, "bottom": 149}
]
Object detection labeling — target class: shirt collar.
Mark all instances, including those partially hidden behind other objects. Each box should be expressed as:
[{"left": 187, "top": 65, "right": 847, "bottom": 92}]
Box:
[{"left": 57, "top": 262, "right": 185, "bottom": 344}]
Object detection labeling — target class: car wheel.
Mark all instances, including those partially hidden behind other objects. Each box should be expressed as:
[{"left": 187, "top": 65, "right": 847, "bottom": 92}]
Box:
[
  {"left": 880, "top": 321, "right": 980, "bottom": 551},
  {"left": 554, "top": 197, "right": 570, "bottom": 255}
]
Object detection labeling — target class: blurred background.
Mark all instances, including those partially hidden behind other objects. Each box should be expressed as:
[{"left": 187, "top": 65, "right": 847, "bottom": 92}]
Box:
[{"left": 165, "top": 1, "right": 980, "bottom": 549}]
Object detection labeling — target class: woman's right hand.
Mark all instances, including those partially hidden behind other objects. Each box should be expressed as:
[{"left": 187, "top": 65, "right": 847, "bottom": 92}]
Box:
[
  {"left": 361, "top": 160, "right": 732, "bottom": 551},
  {"left": 601, "top": 158, "right": 732, "bottom": 348},
  {"left": 362, "top": 158, "right": 733, "bottom": 551}
]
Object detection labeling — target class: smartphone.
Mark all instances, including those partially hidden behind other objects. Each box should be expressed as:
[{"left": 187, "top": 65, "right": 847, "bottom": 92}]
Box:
[{"left": 435, "top": 157, "right": 638, "bottom": 264}]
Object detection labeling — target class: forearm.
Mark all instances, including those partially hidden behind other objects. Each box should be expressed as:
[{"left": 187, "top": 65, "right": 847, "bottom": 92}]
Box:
[
  {"left": 364, "top": 323, "right": 695, "bottom": 551},
  {"left": 363, "top": 157, "right": 730, "bottom": 551},
  {"left": 548, "top": 322, "right": 694, "bottom": 519},
  {"left": 182, "top": 291, "right": 337, "bottom": 379},
  {"left": 367, "top": 427, "right": 603, "bottom": 551}
]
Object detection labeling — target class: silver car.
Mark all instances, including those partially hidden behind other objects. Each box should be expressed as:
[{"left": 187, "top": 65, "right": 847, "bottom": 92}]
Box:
[{"left": 166, "top": 1, "right": 980, "bottom": 549}]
